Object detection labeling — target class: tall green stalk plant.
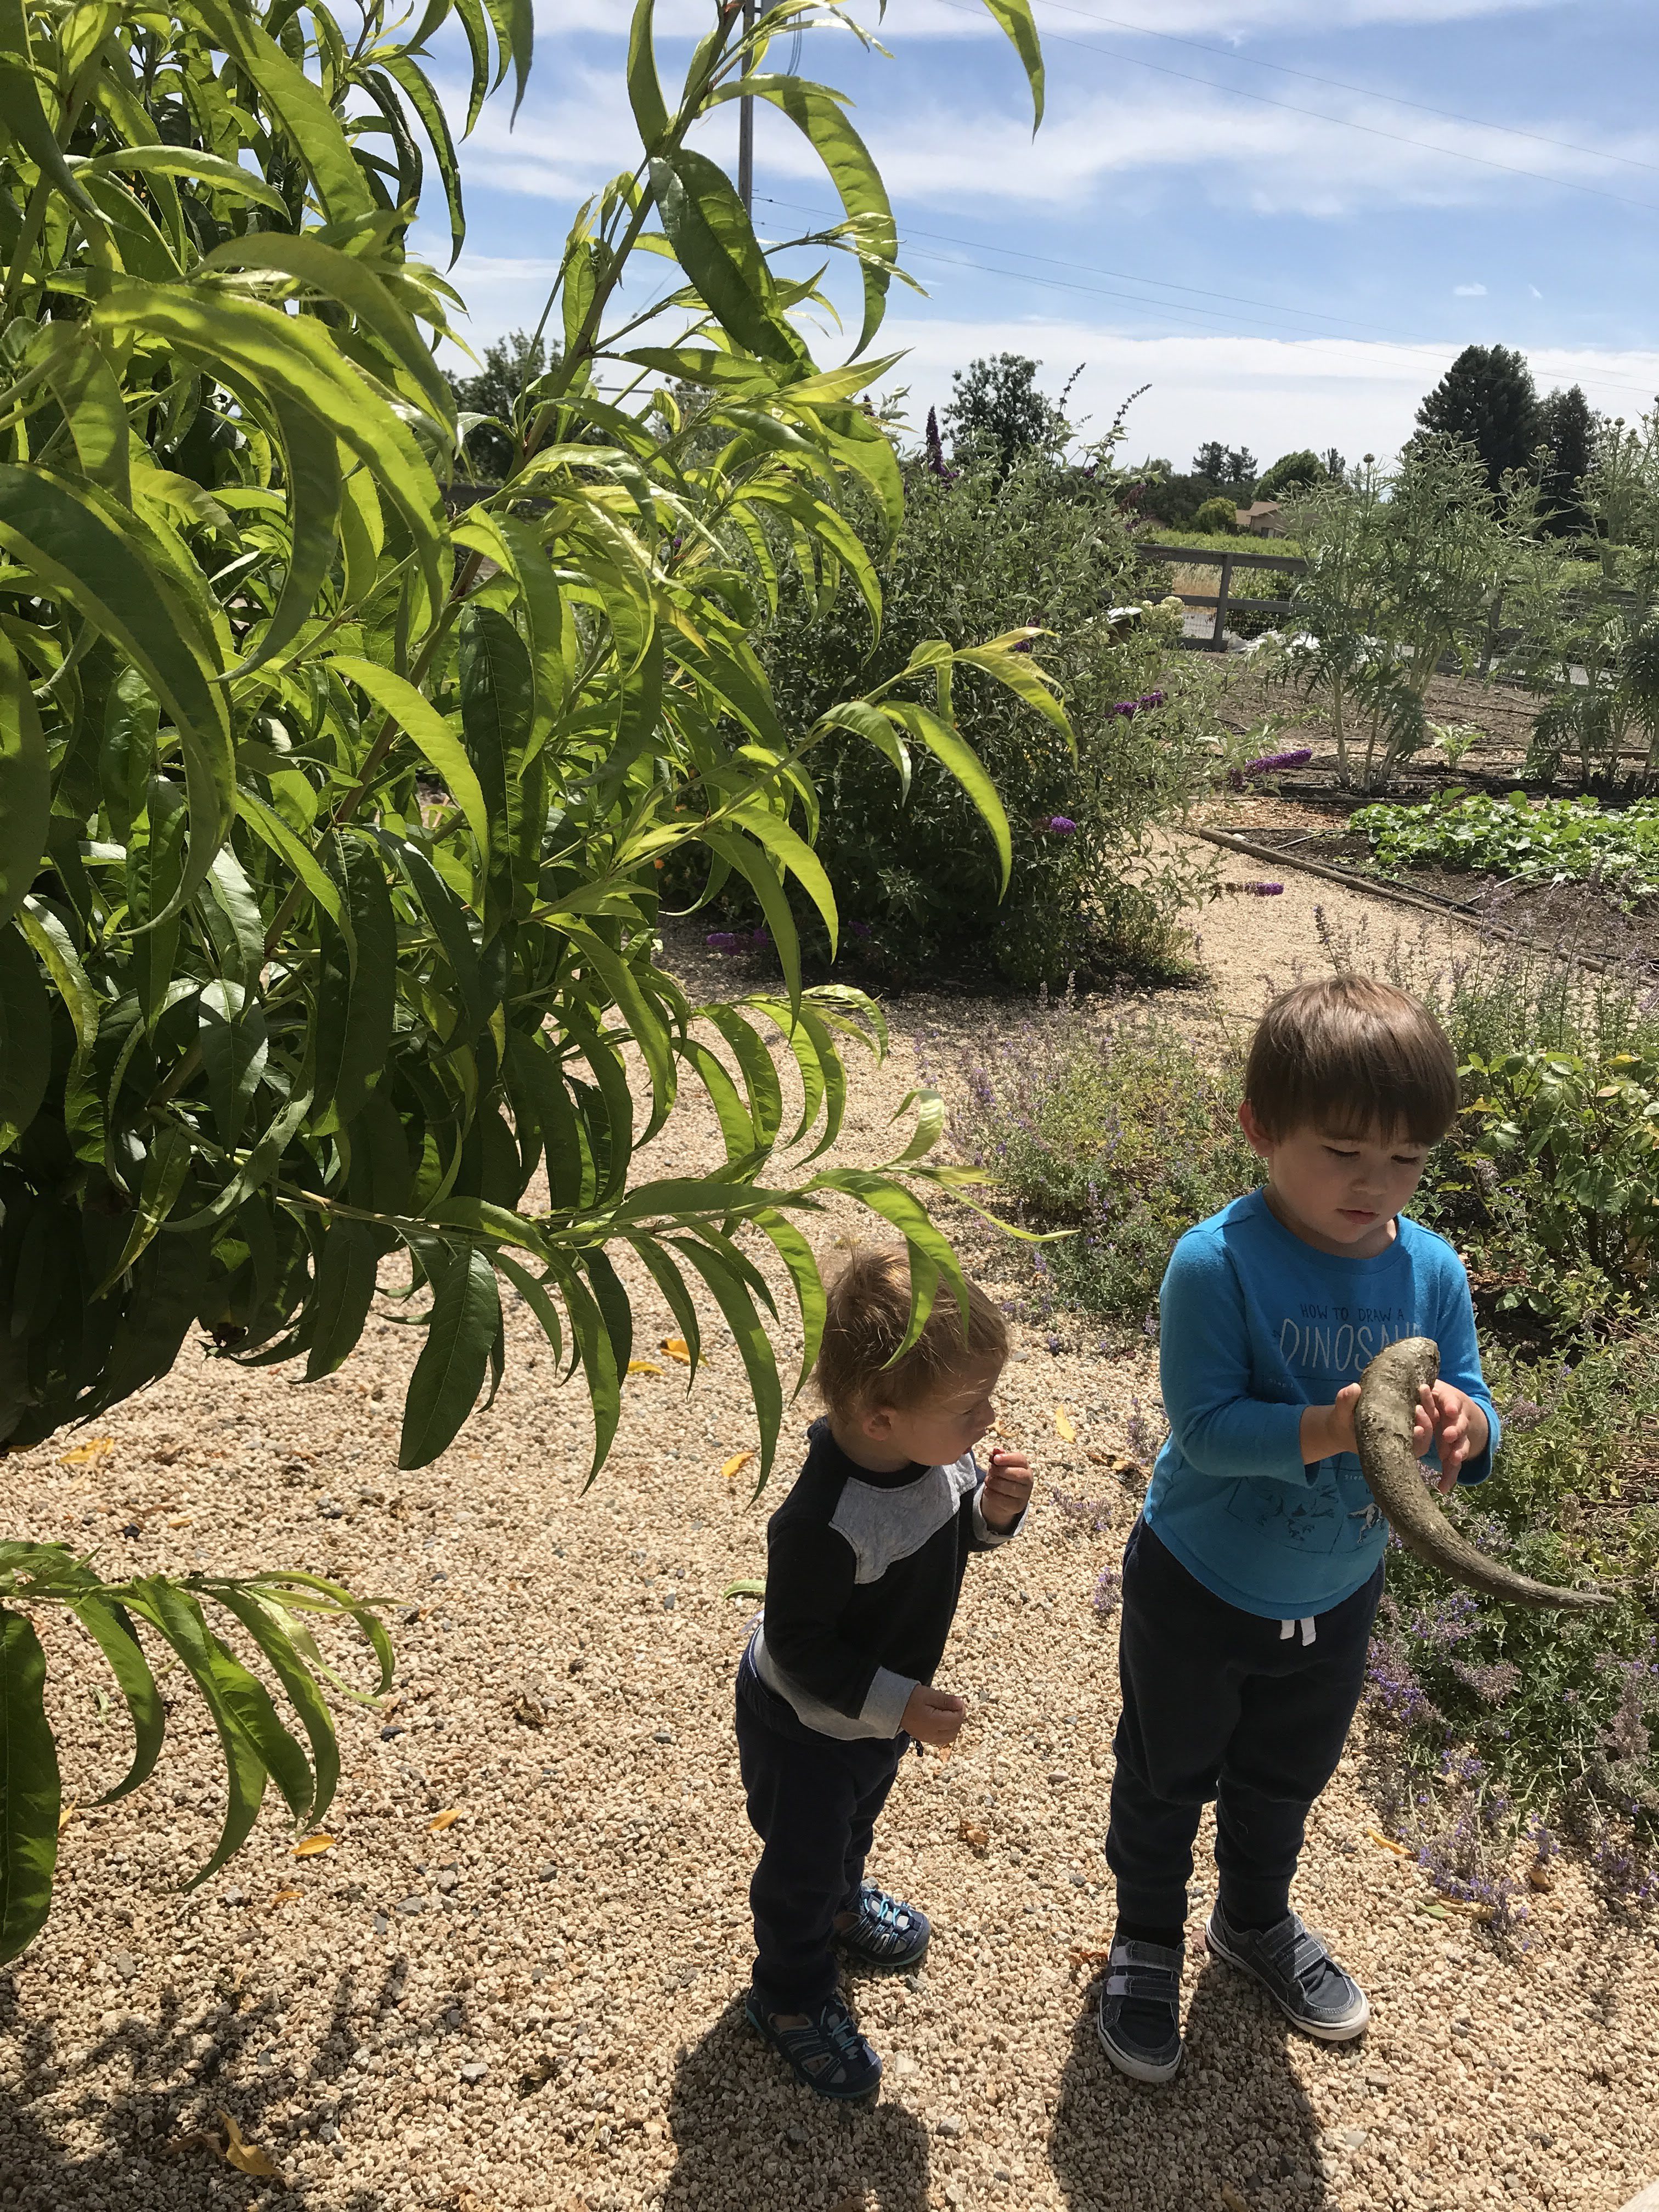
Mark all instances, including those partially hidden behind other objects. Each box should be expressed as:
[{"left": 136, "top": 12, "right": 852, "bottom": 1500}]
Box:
[{"left": 0, "top": 0, "right": 1052, "bottom": 1961}]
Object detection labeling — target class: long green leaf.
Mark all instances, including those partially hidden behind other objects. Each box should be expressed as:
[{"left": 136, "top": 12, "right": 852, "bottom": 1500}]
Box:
[
  {"left": 400, "top": 1243, "right": 499, "bottom": 1468},
  {"left": 0, "top": 923, "right": 49, "bottom": 1158},
  {"left": 206, "top": 1588, "right": 338, "bottom": 1829},
  {"left": 0, "top": 1607, "right": 59, "bottom": 1967},
  {"left": 979, "top": 0, "right": 1045, "bottom": 127},
  {"left": 69, "top": 1594, "right": 165, "bottom": 1807},
  {"left": 715, "top": 75, "right": 895, "bottom": 352},
  {"left": 888, "top": 702, "right": 1012, "bottom": 896}
]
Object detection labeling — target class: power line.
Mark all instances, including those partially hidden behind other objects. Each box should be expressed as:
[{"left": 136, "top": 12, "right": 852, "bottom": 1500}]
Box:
[
  {"left": 927, "top": 0, "right": 1659, "bottom": 217},
  {"left": 1035, "top": 0, "right": 1659, "bottom": 180},
  {"left": 757, "top": 193, "right": 1659, "bottom": 407}
]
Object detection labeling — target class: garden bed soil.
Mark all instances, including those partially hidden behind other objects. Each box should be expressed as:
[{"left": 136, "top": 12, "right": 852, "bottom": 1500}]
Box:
[
  {"left": 1196, "top": 804, "right": 1659, "bottom": 974},
  {"left": 1205, "top": 665, "right": 1646, "bottom": 800},
  {"left": 1, "top": 879, "right": 1655, "bottom": 2212}
]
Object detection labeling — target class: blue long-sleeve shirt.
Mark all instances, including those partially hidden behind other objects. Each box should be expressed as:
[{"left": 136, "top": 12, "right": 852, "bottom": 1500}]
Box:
[{"left": 1142, "top": 1188, "right": 1499, "bottom": 1619}]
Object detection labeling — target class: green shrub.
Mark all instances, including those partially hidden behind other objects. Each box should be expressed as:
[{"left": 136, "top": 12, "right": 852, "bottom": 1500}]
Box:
[
  {"left": 1364, "top": 1330, "right": 1659, "bottom": 1915},
  {"left": 1316, "top": 905, "right": 1659, "bottom": 1341},
  {"left": 1192, "top": 495, "right": 1240, "bottom": 535},
  {"left": 737, "top": 449, "right": 1222, "bottom": 988},
  {"left": 950, "top": 991, "right": 1260, "bottom": 1325}
]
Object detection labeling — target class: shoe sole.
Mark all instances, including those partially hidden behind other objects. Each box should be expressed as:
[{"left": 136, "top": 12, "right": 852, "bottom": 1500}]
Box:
[
  {"left": 1203, "top": 1919, "right": 1371, "bottom": 2042},
  {"left": 1096, "top": 2007, "right": 1183, "bottom": 2085},
  {"left": 743, "top": 2000, "right": 883, "bottom": 2103},
  {"left": 838, "top": 1930, "right": 930, "bottom": 1974}
]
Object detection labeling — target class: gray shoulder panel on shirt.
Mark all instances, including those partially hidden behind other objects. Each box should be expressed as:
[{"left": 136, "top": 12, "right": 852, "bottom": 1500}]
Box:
[{"left": 828, "top": 1454, "right": 977, "bottom": 1585}]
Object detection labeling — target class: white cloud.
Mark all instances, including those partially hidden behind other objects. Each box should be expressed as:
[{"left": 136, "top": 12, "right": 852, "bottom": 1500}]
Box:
[
  {"left": 532, "top": 0, "right": 1563, "bottom": 39},
  {"left": 1453, "top": 281, "right": 1488, "bottom": 296}
]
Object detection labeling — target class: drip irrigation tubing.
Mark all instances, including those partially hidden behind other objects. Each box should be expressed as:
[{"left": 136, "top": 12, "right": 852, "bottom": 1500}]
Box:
[{"left": 1195, "top": 826, "right": 1659, "bottom": 980}]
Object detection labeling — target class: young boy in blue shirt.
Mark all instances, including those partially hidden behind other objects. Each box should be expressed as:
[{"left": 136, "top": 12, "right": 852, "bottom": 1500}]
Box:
[{"left": 1099, "top": 975, "right": 1499, "bottom": 2083}]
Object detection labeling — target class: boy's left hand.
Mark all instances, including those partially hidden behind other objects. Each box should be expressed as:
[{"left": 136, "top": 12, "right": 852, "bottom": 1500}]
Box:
[
  {"left": 1414, "top": 1383, "right": 1489, "bottom": 1494},
  {"left": 983, "top": 1448, "right": 1034, "bottom": 1531}
]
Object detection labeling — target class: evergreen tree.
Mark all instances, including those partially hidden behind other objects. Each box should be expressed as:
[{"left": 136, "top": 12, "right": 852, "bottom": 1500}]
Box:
[
  {"left": 1416, "top": 344, "right": 1540, "bottom": 491},
  {"left": 942, "top": 353, "right": 1069, "bottom": 473},
  {"left": 1537, "top": 385, "right": 1597, "bottom": 536},
  {"left": 1192, "top": 439, "right": 1228, "bottom": 479},
  {"left": 1223, "top": 445, "right": 1258, "bottom": 487}
]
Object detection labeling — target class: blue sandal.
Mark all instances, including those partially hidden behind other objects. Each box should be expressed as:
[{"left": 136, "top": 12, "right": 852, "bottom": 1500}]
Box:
[
  {"left": 838, "top": 1880, "right": 931, "bottom": 1971},
  {"left": 744, "top": 1989, "right": 882, "bottom": 2102}
]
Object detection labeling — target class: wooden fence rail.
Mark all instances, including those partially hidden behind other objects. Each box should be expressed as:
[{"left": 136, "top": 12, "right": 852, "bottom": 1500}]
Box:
[{"left": 1137, "top": 541, "right": 1307, "bottom": 652}]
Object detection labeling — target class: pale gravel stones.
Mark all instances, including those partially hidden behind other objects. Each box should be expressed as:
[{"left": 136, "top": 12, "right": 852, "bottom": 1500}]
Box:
[{"left": 0, "top": 882, "right": 1652, "bottom": 2211}]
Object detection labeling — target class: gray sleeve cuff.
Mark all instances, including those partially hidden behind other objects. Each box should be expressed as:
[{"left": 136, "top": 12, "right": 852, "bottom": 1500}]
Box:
[
  {"left": 859, "top": 1666, "right": 916, "bottom": 1737},
  {"left": 972, "top": 1491, "right": 1026, "bottom": 1546}
]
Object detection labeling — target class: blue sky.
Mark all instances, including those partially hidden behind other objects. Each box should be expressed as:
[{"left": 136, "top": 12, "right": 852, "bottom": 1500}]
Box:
[{"left": 419, "top": 0, "right": 1659, "bottom": 470}]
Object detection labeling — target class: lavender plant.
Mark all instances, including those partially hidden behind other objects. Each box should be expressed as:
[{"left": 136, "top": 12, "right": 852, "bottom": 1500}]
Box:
[{"left": 949, "top": 988, "right": 1260, "bottom": 1330}]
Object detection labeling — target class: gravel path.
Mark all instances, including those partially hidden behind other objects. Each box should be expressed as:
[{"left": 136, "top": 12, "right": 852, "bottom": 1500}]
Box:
[{"left": 3, "top": 847, "right": 1655, "bottom": 2212}]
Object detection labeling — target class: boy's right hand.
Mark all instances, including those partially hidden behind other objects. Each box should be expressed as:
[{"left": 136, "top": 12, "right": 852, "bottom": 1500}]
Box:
[
  {"left": 1300, "top": 1383, "right": 1361, "bottom": 1464},
  {"left": 901, "top": 1684, "right": 966, "bottom": 1747}
]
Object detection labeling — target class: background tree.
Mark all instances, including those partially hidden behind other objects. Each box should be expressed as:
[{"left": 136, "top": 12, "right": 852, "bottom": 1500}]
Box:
[
  {"left": 943, "top": 353, "right": 1070, "bottom": 473},
  {"left": 1223, "top": 446, "right": 1259, "bottom": 488},
  {"left": 447, "top": 329, "right": 554, "bottom": 479},
  {"left": 1193, "top": 494, "right": 1240, "bottom": 534},
  {"left": 1255, "top": 449, "right": 1329, "bottom": 504},
  {"left": 1192, "top": 440, "right": 1227, "bottom": 479},
  {"left": 1537, "top": 385, "right": 1598, "bottom": 536},
  {"left": 1417, "top": 344, "right": 1541, "bottom": 492},
  {"left": 0, "top": 0, "right": 1050, "bottom": 1961}
]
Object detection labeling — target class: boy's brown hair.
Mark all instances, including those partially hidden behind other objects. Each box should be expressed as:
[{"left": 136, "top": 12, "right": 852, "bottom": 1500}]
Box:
[
  {"left": 814, "top": 1247, "right": 1009, "bottom": 1421},
  {"left": 1245, "top": 975, "right": 1459, "bottom": 1144}
]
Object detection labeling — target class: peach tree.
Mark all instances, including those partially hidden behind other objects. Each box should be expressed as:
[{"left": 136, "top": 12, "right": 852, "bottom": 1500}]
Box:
[{"left": 0, "top": 0, "right": 1053, "bottom": 1959}]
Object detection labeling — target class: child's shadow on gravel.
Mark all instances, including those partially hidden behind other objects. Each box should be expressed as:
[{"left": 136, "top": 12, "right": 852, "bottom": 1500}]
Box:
[
  {"left": 664, "top": 1994, "right": 932, "bottom": 2212},
  {"left": 1051, "top": 1962, "right": 1341, "bottom": 2212}
]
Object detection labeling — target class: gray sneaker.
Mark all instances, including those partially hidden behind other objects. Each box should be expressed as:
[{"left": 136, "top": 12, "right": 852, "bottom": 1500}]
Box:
[
  {"left": 1096, "top": 1936, "right": 1184, "bottom": 2084},
  {"left": 1205, "top": 1904, "right": 1370, "bottom": 2041}
]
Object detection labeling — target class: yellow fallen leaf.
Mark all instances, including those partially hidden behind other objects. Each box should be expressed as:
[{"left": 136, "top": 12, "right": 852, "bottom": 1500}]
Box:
[
  {"left": 660, "top": 1336, "right": 691, "bottom": 1364},
  {"left": 58, "top": 1802, "right": 77, "bottom": 1833},
  {"left": 218, "top": 2109, "right": 282, "bottom": 2180},
  {"left": 269, "top": 1888, "right": 302, "bottom": 1908},
  {"left": 626, "top": 1359, "right": 662, "bottom": 1376},
  {"left": 720, "top": 1450, "right": 755, "bottom": 1482},
  {"left": 58, "top": 1436, "right": 114, "bottom": 1467},
  {"left": 291, "top": 1833, "right": 335, "bottom": 1858},
  {"left": 166, "top": 1515, "right": 193, "bottom": 1527},
  {"left": 957, "top": 1816, "right": 989, "bottom": 1855},
  {"left": 1367, "top": 1827, "right": 1409, "bottom": 1857},
  {"left": 1053, "top": 1407, "right": 1076, "bottom": 1443},
  {"left": 428, "top": 1808, "right": 461, "bottom": 1831}
]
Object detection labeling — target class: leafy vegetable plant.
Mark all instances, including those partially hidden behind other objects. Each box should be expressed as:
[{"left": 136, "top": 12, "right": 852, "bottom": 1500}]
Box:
[{"left": 1354, "top": 792, "right": 1659, "bottom": 906}]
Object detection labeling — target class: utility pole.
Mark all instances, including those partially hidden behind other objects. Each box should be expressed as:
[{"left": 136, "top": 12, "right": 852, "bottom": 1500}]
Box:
[{"left": 737, "top": 0, "right": 757, "bottom": 216}]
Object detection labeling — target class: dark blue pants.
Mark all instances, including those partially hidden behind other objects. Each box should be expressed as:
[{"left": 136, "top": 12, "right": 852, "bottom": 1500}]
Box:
[
  {"left": 735, "top": 1657, "right": 906, "bottom": 2014},
  {"left": 1105, "top": 1518, "right": 1383, "bottom": 1939}
]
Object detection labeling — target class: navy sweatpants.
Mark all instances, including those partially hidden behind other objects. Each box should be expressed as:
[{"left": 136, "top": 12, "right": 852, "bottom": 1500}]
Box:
[
  {"left": 735, "top": 1655, "right": 906, "bottom": 2015},
  {"left": 1105, "top": 1517, "right": 1383, "bottom": 1939}
]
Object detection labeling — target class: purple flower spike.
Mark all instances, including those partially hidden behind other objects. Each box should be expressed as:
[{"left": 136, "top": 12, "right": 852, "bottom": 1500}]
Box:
[
  {"left": 1113, "top": 700, "right": 1139, "bottom": 718},
  {"left": 705, "top": 930, "right": 743, "bottom": 952},
  {"left": 1138, "top": 690, "right": 1166, "bottom": 709},
  {"left": 1241, "top": 747, "right": 1313, "bottom": 777},
  {"left": 1043, "top": 815, "right": 1078, "bottom": 836},
  {"left": 849, "top": 919, "right": 874, "bottom": 939},
  {"left": 1244, "top": 881, "right": 1284, "bottom": 896},
  {"left": 750, "top": 926, "right": 771, "bottom": 947}
]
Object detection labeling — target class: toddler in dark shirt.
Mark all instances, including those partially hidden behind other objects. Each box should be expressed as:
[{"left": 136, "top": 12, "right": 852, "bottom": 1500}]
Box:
[{"left": 735, "top": 1247, "right": 1034, "bottom": 2102}]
